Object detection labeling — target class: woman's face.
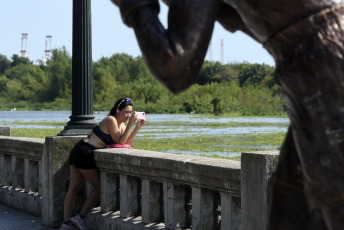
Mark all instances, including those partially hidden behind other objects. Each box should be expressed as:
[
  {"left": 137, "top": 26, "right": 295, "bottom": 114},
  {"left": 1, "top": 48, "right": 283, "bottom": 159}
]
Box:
[{"left": 118, "top": 105, "right": 133, "bottom": 122}]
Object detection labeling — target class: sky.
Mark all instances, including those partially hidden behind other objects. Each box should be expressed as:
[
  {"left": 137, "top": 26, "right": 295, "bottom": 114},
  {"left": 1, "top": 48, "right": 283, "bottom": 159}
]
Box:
[{"left": 0, "top": 0, "right": 275, "bottom": 66}]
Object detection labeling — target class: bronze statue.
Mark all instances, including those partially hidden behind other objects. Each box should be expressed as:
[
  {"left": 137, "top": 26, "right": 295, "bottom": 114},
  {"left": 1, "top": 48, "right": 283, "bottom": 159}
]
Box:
[{"left": 111, "top": 0, "right": 344, "bottom": 228}]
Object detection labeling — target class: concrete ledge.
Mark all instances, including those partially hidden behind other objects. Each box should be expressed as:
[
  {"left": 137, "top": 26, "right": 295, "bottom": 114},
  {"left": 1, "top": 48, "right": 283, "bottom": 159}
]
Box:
[
  {"left": 0, "top": 127, "right": 10, "bottom": 136},
  {"left": 0, "top": 136, "right": 44, "bottom": 160},
  {"left": 95, "top": 148, "right": 241, "bottom": 195},
  {"left": 0, "top": 186, "right": 42, "bottom": 217},
  {"left": 86, "top": 207, "right": 165, "bottom": 230}
]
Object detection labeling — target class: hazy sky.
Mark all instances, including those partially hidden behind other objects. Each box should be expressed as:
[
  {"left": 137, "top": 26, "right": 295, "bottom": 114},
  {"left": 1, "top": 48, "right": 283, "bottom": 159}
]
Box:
[{"left": 1, "top": 0, "right": 275, "bottom": 66}]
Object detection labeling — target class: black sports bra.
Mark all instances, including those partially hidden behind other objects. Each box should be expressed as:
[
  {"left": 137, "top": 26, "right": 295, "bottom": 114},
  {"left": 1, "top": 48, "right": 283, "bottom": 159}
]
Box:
[{"left": 93, "top": 126, "right": 115, "bottom": 145}]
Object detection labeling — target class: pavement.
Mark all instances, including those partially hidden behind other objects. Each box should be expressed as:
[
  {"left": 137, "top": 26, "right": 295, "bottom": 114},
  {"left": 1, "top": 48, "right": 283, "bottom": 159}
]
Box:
[{"left": 0, "top": 203, "right": 43, "bottom": 230}]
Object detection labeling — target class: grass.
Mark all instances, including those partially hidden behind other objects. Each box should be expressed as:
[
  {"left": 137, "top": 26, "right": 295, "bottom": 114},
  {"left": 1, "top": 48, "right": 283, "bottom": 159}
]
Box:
[
  {"left": 145, "top": 121, "right": 289, "bottom": 128},
  {"left": 9, "top": 121, "right": 66, "bottom": 126},
  {"left": 11, "top": 128, "right": 62, "bottom": 138},
  {"left": 132, "top": 132, "right": 286, "bottom": 160}
]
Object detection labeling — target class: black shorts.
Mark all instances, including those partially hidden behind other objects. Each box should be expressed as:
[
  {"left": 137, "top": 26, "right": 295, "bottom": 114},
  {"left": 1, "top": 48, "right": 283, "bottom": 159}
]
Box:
[{"left": 69, "top": 140, "right": 97, "bottom": 170}]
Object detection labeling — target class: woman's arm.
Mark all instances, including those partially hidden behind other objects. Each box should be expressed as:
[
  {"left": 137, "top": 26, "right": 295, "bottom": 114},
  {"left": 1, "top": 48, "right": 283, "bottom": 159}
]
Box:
[
  {"left": 126, "top": 119, "right": 146, "bottom": 145},
  {"left": 107, "top": 116, "right": 137, "bottom": 145}
]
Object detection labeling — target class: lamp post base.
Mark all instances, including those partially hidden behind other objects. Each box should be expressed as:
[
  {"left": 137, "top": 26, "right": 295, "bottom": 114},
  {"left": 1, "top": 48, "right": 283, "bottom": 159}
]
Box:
[{"left": 58, "top": 115, "right": 97, "bottom": 136}]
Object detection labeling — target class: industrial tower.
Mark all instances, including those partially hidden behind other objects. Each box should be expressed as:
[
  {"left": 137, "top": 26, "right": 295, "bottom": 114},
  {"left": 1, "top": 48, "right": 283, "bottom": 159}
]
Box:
[
  {"left": 43, "top": 35, "right": 53, "bottom": 64},
  {"left": 20, "top": 33, "right": 28, "bottom": 58}
]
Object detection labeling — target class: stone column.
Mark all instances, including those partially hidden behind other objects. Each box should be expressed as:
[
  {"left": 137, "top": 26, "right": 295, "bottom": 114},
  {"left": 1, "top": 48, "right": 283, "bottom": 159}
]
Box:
[
  {"left": 241, "top": 151, "right": 279, "bottom": 230},
  {"left": 120, "top": 175, "right": 139, "bottom": 217},
  {"left": 42, "top": 136, "right": 83, "bottom": 228},
  {"left": 141, "top": 179, "right": 162, "bottom": 224},
  {"left": 221, "top": 193, "right": 241, "bottom": 230},
  {"left": 3, "top": 155, "right": 11, "bottom": 186},
  {"left": 59, "top": 0, "right": 97, "bottom": 136},
  {"left": 12, "top": 156, "right": 24, "bottom": 190},
  {"left": 0, "top": 154, "right": 4, "bottom": 186},
  {"left": 24, "top": 159, "right": 31, "bottom": 192},
  {"left": 100, "top": 172, "right": 119, "bottom": 212},
  {"left": 192, "top": 187, "right": 214, "bottom": 230},
  {"left": 163, "top": 182, "right": 186, "bottom": 229},
  {"left": 25, "top": 159, "right": 39, "bottom": 193}
]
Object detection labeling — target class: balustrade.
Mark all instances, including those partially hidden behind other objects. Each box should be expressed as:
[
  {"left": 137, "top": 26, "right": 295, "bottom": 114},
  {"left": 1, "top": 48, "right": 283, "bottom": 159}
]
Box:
[
  {"left": 0, "top": 136, "right": 44, "bottom": 216},
  {"left": 0, "top": 133, "right": 279, "bottom": 230},
  {"left": 86, "top": 148, "right": 242, "bottom": 230}
]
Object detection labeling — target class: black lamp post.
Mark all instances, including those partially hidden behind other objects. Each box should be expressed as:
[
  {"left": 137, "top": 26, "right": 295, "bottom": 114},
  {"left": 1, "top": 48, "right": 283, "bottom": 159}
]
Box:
[{"left": 59, "top": 0, "right": 97, "bottom": 136}]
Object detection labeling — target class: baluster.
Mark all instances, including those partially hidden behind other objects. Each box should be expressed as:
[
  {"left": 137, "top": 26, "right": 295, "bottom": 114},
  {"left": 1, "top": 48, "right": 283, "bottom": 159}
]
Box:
[
  {"left": 12, "top": 156, "right": 25, "bottom": 189},
  {"left": 192, "top": 187, "right": 214, "bottom": 230},
  {"left": 163, "top": 182, "right": 186, "bottom": 229},
  {"left": 4, "top": 155, "right": 11, "bottom": 186},
  {"left": 24, "top": 159, "right": 30, "bottom": 192},
  {"left": 38, "top": 160, "right": 42, "bottom": 195},
  {"left": 101, "top": 172, "right": 119, "bottom": 212},
  {"left": 142, "top": 179, "right": 162, "bottom": 224},
  {"left": 0, "top": 154, "right": 4, "bottom": 186},
  {"left": 120, "top": 175, "right": 139, "bottom": 217},
  {"left": 221, "top": 192, "right": 241, "bottom": 230},
  {"left": 24, "top": 159, "right": 38, "bottom": 193},
  {"left": 31, "top": 161, "right": 38, "bottom": 192}
]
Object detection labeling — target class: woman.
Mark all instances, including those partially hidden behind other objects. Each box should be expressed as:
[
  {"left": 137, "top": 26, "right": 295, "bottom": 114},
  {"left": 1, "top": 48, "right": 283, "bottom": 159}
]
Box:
[{"left": 60, "top": 98, "right": 145, "bottom": 230}]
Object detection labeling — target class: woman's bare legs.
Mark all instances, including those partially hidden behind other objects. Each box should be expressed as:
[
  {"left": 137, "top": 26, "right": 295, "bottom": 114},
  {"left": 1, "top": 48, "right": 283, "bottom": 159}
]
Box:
[
  {"left": 63, "top": 166, "right": 100, "bottom": 222},
  {"left": 78, "top": 168, "right": 100, "bottom": 216},
  {"left": 63, "top": 165, "right": 85, "bottom": 222}
]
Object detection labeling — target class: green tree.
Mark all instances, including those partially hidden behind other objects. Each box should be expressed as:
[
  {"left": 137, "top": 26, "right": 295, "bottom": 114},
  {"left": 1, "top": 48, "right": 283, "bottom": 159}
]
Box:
[
  {"left": 211, "top": 97, "right": 222, "bottom": 115},
  {"left": 93, "top": 66, "right": 118, "bottom": 103},
  {"left": 45, "top": 48, "right": 72, "bottom": 101},
  {"left": 0, "top": 75, "right": 8, "bottom": 96},
  {"left": 196, "top": 61, "right": 227, "bottom": 85},
  {"left": 3, "top": 64, "right": 47, "bottom": 102},
  {"left": 0, "top": 54, "right": 11, "bottom": 75},
  {"left": 238, "top": 63, "right": 275, "bottom": 87},
  {"left": 10, "top": 54, "right": 32, "bottom": 67}
]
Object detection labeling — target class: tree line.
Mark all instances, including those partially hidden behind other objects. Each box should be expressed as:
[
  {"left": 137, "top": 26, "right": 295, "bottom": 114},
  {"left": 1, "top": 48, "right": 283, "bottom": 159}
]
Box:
[{"left": 0, "top": 47, "right": 285, "bottom": 116}]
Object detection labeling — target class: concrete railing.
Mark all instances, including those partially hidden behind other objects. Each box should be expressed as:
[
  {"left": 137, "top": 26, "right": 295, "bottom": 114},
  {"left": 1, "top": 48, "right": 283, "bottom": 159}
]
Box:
[
  {"left": 88, "top": 148, "right": 242, "bottom": 230},
  {"left": 0, "top": 135, "right": 44, "bottom": 217},
  {"left": 0, "top": 128, "right": 280, "bottom": 230}
]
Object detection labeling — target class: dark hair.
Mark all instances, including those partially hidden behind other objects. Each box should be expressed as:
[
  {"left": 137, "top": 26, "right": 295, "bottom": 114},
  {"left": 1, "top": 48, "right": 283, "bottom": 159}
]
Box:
[{"left": 109, "top": 98, "right": 133, "bottom": 116}]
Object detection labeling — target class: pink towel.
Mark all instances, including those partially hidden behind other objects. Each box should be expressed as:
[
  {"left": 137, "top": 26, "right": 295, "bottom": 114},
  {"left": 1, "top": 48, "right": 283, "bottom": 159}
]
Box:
[{"left": 106, "top": 144, "right": 132, "bottom": 149}]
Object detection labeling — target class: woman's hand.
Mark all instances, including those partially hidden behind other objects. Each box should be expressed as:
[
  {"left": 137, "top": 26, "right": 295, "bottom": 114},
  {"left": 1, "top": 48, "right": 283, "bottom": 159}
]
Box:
[
  {"left": 136, "top": 118, "right": 146, "bottom": 129},
  {"left": 125, "top": 114, "right": 145, "bottom": 145},
  {"left": 128, "top": 112, "right": 138, "bottom": 126}
]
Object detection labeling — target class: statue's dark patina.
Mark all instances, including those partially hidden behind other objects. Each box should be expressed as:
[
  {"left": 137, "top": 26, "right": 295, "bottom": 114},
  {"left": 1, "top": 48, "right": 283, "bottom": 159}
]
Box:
[{"left": 111, "top": 0, "right": 344, "bottom": 228}]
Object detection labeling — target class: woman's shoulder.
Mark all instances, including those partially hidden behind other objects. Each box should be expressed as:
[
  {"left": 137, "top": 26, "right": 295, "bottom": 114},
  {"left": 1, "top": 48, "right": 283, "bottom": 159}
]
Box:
[
  {"left": 100, "top": 116, "right": 117, "bottom": 126},
  {"left": 103, "top": 115, "right": 116, "bottom": 122}
]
